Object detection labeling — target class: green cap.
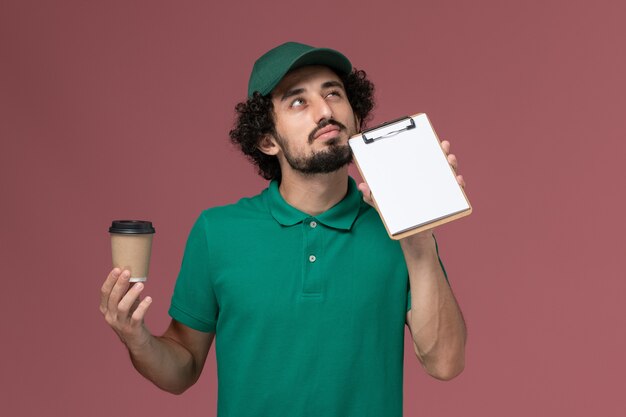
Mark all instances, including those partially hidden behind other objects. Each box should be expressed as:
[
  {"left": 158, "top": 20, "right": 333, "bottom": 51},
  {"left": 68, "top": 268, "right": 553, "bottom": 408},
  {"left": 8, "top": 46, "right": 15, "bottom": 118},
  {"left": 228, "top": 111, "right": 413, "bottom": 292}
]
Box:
[{"left": 247, "top": 42, "right": 353, "bottom": 97}]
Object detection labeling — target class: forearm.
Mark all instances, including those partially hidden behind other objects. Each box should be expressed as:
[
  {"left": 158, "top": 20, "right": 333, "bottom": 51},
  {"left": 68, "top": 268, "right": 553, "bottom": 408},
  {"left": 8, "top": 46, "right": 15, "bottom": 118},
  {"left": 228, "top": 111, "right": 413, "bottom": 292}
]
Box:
[
  {"left": 101, "top": 270, "right": 208, "bottom": 394},
  {"left": 126, "top": 331, "right": 199, "bottom": 395},
  {"left": 401, "top": 233, "right": 466, "bottom": 380}
]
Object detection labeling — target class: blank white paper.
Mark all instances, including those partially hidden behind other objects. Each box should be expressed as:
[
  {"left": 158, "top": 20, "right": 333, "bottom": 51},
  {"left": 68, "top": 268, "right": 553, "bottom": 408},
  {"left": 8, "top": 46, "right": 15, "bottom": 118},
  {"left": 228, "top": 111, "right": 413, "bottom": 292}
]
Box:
[{"left": 349, "top": 114, "right": 470, "bottom": 235}]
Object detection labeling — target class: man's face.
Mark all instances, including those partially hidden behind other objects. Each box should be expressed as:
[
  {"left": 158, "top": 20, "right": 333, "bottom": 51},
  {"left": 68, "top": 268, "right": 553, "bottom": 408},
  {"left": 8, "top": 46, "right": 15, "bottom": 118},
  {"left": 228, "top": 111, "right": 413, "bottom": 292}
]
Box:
[{"left": 265, "top": 65, "right": 359, "bottom": 175}]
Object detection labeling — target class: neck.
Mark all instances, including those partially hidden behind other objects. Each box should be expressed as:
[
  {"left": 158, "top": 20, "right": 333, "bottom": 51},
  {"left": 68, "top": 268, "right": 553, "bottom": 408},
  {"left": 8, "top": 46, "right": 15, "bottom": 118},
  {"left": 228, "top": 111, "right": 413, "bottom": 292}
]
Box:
[{"left": 278, "top": 166, "right": 349, "bottom": 216}]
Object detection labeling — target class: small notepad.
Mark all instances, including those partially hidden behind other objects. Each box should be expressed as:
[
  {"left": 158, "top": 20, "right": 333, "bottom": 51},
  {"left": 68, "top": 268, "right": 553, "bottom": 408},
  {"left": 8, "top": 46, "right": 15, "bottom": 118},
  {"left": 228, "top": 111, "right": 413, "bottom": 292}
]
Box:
[{"left": 349, "top": 113, "right": 471, "bottom": 239}]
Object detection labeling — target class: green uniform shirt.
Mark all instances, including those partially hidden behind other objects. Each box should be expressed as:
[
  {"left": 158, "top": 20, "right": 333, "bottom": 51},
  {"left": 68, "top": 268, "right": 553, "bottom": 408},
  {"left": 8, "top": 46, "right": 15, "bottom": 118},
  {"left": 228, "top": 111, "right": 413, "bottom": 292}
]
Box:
[{"left": 169, "top": 177, "right": 436, "bottom": 417}]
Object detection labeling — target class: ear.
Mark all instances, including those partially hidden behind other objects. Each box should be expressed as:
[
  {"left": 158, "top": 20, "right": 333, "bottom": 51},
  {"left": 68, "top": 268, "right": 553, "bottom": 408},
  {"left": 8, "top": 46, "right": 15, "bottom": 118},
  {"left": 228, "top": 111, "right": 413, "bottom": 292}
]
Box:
[{"left": 257, "top": 134, "right": 280, "bottom": 156}]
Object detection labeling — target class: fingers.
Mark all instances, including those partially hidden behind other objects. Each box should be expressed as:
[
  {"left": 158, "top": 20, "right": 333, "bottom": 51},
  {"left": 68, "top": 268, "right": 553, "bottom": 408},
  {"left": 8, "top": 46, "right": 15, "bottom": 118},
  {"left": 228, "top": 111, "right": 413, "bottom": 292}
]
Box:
[
  {"left": 442, "top": 140, "right": 465, "bottom": 188},
  {"left": 107, "top": 270, "right": 132, "bottom": 314},
  {"left": 131, "top": 296, "right": 153, "bottom": 325},
  {"left": 117, "top": 282, "right": 145, "bottom": 321},
  {"left": 100, "top": 268, "right": 121, "bottom": 314},
  {"left": 101, "top": 269, "right": 148, "bottom": 323},
  {"left": 357, "top": 182, "right": 374, "bottom": 206},
  {"left": 457, "top": 174, "right": 466, "bottom": 188},
  {"left": 440, "top": 140, "right": 458, "bottom": 170},
  {"left": 100, "top": 268, "right": 153, "bottom": 348},
  {"left": 447, "top": 153, "right": 458, "bottom": 171},
  {"left": 441, "top": 140, "right": 463, "bottom": 184},
  {"left": 441, "top": 140, "right": 450, "bottom": 155}
]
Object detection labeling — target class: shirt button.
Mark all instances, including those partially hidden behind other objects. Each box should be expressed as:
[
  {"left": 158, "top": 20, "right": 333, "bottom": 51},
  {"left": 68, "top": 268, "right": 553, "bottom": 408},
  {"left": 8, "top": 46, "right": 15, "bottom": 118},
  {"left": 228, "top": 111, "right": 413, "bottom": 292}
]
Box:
[
  {"left": 309, "top": 255, "right": 317, "bottom": 263},
  {"left": 310, "top": 221, "right": 317, "bottom": 228}
]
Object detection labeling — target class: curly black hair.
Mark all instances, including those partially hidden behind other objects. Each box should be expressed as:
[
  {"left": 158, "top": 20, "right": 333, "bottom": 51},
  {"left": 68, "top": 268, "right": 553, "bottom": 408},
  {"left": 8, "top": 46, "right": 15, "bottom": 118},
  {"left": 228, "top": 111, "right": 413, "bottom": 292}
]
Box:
[{"left": 229, "top": 68, "right": 375, "bottom": 181}]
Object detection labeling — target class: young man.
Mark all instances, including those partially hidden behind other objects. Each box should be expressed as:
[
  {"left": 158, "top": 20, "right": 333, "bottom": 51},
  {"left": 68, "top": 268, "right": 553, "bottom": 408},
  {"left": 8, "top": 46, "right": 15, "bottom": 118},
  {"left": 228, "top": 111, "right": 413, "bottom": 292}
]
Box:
[{"left": 100, "top": 42, "right": 467, "bottom": 417}]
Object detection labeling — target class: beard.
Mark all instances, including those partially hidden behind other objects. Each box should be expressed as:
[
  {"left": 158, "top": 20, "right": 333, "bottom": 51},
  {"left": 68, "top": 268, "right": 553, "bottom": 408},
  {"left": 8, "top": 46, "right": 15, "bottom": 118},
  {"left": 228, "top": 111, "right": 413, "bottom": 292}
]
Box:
[
  {"left": 285, "top": 141, "right": 353, "bottom": 174},
  {"left": 274, "top": 119, "right": 354, "bottom": 175}
]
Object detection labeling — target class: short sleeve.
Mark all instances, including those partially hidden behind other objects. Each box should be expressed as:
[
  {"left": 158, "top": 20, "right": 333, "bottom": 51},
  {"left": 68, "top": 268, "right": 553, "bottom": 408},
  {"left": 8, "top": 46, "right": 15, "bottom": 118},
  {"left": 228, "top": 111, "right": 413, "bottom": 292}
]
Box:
[
  {"left": 406, "top": 233, "right": 449, "bottom": 313},
  {"left": 168, "top": 213, "right": 218, "bottom": 333}
]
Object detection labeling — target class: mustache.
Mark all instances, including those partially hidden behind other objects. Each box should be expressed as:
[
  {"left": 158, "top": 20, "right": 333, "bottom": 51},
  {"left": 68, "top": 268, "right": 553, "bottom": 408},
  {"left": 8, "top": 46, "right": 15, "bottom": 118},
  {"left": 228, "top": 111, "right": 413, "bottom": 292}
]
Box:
[{"left": 308, "top": 119, "right": 347, "bottom": 144}]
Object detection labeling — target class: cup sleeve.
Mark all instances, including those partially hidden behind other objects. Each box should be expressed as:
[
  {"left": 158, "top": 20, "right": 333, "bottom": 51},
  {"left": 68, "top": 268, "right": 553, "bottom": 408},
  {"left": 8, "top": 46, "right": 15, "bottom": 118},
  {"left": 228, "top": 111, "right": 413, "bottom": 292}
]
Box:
[{"left": 169, "top": 213, "right": 218, "bottom": 333}]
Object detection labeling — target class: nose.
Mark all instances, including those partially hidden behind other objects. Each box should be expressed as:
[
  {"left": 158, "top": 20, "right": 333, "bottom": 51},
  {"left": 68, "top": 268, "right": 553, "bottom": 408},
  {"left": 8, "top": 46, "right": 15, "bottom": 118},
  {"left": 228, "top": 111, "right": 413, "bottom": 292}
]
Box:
[{"left": 312, "top": 96, "right": 333, "bottom": 124}]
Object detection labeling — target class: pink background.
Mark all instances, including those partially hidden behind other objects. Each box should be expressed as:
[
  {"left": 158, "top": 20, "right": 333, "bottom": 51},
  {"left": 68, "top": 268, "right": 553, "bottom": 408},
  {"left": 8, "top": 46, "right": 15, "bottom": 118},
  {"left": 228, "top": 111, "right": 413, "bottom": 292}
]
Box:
[{"left": 2, "top": 1, "right": 624, "bottom": 415}]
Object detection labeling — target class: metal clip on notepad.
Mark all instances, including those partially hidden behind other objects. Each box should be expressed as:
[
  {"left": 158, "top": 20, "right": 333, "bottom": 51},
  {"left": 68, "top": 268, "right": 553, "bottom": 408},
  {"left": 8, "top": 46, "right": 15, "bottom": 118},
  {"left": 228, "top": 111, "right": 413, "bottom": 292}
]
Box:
[{"left": 361, "top": 116, "right": 416, "bottom": 144}]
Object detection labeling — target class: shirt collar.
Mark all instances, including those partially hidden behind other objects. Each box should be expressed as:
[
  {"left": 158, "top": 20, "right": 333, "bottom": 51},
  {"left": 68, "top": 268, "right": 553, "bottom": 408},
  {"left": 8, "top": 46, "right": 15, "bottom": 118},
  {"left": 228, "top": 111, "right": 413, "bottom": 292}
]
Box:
[{"left": 267, "top": 176, "right": 362, "bottom": 230}]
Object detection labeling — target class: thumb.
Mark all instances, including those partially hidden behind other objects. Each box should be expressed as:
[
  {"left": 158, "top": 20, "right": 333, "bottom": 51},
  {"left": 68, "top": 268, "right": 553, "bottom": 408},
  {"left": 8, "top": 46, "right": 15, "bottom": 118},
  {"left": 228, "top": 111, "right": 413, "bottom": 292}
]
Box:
[{"left": 358, "top": 182, "right": 374, "bottom": 207}]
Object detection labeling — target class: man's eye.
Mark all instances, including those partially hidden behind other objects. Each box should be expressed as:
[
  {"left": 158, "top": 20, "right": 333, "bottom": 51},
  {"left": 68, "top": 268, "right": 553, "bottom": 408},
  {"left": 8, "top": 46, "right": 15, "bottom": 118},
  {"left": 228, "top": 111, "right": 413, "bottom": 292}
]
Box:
[
  {"left": 291, "top": 98, "right": 305, "bottom": 107},
  {"left": 326, "top": 90, "right": 342, "bottom": 98}
]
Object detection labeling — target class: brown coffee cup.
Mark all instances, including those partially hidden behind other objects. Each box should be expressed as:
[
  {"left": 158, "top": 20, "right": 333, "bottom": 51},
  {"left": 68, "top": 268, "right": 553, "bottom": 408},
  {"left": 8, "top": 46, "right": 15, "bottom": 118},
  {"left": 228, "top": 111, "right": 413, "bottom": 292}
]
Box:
[{"left": 109, "top": 220, "right": 155, "bottom": 282}]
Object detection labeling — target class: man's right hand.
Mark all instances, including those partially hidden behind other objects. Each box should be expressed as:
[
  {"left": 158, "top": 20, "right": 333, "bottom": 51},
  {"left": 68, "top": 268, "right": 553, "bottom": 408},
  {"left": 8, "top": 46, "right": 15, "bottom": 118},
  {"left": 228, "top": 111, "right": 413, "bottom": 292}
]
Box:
[
  {"left": 99, "top": 268, "right": 214, "bottom": 393},
  {"left": 100, "top": 268, "right": 153, "bottom": 351}
]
